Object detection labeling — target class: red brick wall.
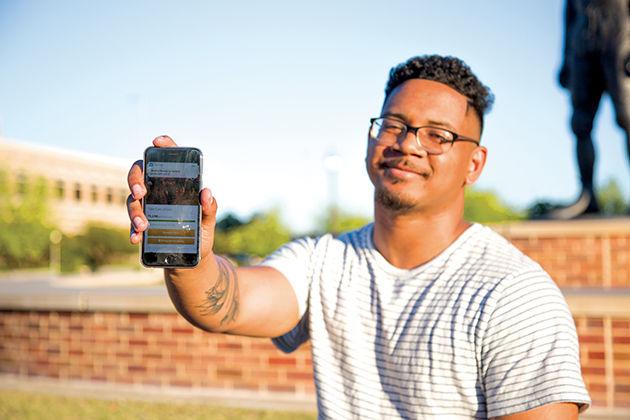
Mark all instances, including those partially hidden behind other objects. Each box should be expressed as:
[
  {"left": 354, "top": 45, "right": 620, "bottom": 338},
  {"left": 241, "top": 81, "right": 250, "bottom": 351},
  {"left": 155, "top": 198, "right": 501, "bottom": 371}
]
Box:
[
  {"left": 1, "top": 310, "right": 630, "bottom": 409},
  {"left": 0, "top": 311, "right": 313, "bottom": 395},
  {"left": 496, "top": 221, "right": 630, "bottom": 288}
]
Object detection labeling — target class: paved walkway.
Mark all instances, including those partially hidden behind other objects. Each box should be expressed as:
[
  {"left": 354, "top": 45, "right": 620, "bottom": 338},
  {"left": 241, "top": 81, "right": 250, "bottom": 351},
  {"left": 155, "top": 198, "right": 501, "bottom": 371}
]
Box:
[{"left": 0, "top": 268, "right": 170, "bottom": 312}]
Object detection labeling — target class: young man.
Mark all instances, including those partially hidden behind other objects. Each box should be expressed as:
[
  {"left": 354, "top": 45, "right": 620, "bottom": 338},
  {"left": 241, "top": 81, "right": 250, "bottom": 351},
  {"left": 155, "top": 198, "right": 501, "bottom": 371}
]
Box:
[{"left": 127, "top": 55, "right": 590, "bottom": 419}]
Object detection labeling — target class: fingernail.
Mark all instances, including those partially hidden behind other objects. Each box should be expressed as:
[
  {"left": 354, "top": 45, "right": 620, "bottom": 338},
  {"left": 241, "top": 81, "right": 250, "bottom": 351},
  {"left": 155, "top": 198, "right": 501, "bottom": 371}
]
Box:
[
  {"left": 201, "top": 188, "right": 213, "bottom": 205},
  {"left": 132, "top": 184, "right": 143, "bottom": 199},
  {"left": 133, "top": 217, "right": 145, "bottom": 230}
]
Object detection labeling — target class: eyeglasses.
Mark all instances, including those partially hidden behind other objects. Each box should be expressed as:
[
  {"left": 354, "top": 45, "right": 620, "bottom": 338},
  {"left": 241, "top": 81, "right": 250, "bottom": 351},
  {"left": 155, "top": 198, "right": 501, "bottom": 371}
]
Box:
[{"left": 369, "top": 117, "right": 480, "bottom": 155}]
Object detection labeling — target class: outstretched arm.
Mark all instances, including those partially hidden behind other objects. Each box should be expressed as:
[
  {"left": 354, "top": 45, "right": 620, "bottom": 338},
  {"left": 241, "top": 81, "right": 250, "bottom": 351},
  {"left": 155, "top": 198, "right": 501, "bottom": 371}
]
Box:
[{"left": 127, "top": 135, "right": 300, "bottom": 337}]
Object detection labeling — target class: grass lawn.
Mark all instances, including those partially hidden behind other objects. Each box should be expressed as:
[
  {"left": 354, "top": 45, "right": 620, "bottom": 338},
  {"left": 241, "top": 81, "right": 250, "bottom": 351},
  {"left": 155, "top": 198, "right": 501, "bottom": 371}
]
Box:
[{"left": 0, "top": 390, "right": 317, "bottom": 420}]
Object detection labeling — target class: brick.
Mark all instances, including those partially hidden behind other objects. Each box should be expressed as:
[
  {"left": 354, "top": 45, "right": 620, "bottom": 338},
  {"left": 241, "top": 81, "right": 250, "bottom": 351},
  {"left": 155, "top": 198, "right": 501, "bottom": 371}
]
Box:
[
  {"left": 287, "top": 371, "right": 314, "bottom": 381},
  {"left": 249, "top": 369, "right": 279, "bottom": 380},
  {"left": 217, "top": 342, "right": 243, "bottom": 350},
  {"left": 225, "top": 355, "right": 261, "bottom": 365},
  {"left": 155, "top": 366, "right": 177, "bottom": 375},
  {"left": 588, "top": 351, "right": 605, "bottom": 360},
  {"left": 156, "top": 339, "right": 178, "bottom": 348},
  {"left": 169, "top": 379, "right": 193, "bottom": 387},
  {"left": 616, "top": 394, "right": 630, "bottom": 407},
  {"left": 231, "top": 382, "right": 260, "bottom": 391},
  {"left": 128, "top": 365, "right": 147, "bottom": 373},
  {"left": 579, "top": 335, "right": 604, "bottom": 344},
  {"left": 587, "top": 319, "right": 604, "bottom": 329},
  {"left": 269, "top": 357, "right": 296, "bottom": 366},
  {"left": 216, "top": 367, "right": 243, "bottom": 379},
  {"left": 616, "top": 368, "right": 630, "bottom": 377},
  {"left": 142, "top": 326, "right": 163, "bottom": 333},
  {"left": 582, "top": 367, "right": 606, "bottom": 375},
  {"left": 251, "top": 342, "right": 277, "bottom": 351},
  {"left": 268, "top": 384, "right": 295, "bottom": 393},
  {"left": 587, "top": 383, "right": 607, "bottom": 392},
  {"left": 171, "top": 327, "right": 194, "bottom": 335}
]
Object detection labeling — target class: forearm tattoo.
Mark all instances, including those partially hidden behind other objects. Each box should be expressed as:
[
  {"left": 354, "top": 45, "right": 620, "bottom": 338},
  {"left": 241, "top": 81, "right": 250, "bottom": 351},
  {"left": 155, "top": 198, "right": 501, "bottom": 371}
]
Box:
[{"left": 197, "top": 256, "right": 239, "bottom": 326}]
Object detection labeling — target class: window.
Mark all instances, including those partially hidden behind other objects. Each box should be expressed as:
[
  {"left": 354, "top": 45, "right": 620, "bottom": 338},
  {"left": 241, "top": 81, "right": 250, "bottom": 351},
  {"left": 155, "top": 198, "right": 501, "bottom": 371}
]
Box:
[
  {"left": 106, "top": 188, "right": 113, "bottom": 204},
  {"left": 91, "top": 185, "right": 98, "bottom": 203},
  {"left": 74, "top": 183, "right": 82, "bottom": 201},
  {"left": 55, "top": 180, "right": 65, "bottom": 200}
]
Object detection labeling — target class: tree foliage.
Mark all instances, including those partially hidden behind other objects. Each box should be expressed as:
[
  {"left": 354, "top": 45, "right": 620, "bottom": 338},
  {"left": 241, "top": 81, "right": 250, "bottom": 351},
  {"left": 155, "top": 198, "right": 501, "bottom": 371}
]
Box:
[
  {"left": 597, "top": 178, "right": 627, "bottom": 216},
  {"left": 318, "top": 206, "right": 371, "bottom": 236},
  {"left": 464, "top": 189, "right": 524, "bottom": 223},
  {"left": 61, "top": 223, "right": 137, "bottom": 272},
  {"left": 213, "top": 210, "right": 292, "bottom": 259},
  {"left": 0, "top": 171, "right": 54, "bottom": 270}
]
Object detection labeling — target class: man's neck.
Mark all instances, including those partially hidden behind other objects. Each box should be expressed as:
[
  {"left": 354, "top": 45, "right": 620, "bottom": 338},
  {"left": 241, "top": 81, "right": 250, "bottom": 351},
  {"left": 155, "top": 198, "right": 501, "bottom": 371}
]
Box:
[{"left": 372, "top": 203, "right": 470, "bottom": 270}]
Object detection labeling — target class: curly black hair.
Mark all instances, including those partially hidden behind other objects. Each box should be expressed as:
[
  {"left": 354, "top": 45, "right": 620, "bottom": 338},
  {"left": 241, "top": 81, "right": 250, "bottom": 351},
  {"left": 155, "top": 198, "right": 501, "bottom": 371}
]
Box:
[{"left": 385, "top": 55, "right": 494, "bottom": 132}]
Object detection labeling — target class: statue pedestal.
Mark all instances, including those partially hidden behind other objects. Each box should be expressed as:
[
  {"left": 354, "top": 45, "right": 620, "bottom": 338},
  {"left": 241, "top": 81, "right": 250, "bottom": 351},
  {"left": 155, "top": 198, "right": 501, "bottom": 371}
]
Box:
[{"left": 493, "top": 217, "right": 630, "bottom": 288}]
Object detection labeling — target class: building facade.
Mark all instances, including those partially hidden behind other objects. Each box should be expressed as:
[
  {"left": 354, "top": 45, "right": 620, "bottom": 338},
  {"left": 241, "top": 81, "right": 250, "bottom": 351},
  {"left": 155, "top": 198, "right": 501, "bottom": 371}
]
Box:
[{"left": 0, "top": 137, "right": 129, "bottom": 234}]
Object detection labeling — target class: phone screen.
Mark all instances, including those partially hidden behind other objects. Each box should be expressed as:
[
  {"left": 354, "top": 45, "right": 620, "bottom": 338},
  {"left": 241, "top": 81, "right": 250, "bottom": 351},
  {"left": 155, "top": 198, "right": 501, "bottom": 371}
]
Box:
[{"left": 141, "top": 147, "right": 202, "bottom": 267}]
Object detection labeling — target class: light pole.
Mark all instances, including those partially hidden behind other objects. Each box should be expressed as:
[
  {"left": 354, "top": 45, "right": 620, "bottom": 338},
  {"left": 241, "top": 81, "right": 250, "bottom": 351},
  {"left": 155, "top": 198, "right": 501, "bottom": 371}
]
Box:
[
  {"left": 323, "top": 152, "right": 343, "bottom": 234},
  {"left": 49, "top": 229, "right": 62, "bottom": 275}
]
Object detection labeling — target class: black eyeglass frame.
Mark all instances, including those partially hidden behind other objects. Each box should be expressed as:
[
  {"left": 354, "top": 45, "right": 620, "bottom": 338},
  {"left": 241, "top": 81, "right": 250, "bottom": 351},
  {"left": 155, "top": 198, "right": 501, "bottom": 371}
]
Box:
[{"left": 369, "top": 117, "right": 480, "bottom": 153}]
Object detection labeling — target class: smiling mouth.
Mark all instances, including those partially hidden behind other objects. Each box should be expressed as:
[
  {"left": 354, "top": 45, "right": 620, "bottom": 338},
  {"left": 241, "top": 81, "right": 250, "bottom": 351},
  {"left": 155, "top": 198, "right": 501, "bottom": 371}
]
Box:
[{"left": 379, "top": 161, "right": 430, "bottom": 178}]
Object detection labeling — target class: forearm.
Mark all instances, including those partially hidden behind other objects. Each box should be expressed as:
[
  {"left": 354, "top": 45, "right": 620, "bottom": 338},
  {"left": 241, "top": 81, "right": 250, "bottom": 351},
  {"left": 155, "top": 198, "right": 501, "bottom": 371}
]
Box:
[{"left": 164, "top": 254, "right": 240, "bottom": 333}]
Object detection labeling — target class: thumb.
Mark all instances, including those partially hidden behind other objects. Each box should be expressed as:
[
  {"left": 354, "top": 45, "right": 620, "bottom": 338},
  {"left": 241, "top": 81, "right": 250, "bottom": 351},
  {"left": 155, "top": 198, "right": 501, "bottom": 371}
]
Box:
[{"left": 199, "top": 188, "right": 217, "bottom": 258}]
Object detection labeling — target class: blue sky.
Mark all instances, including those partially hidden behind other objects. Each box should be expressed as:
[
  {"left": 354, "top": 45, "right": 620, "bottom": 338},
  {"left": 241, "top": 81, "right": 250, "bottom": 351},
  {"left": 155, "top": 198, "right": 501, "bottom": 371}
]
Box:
[{"left": 1, "top": 0, "right": 628, "bottom": 232}]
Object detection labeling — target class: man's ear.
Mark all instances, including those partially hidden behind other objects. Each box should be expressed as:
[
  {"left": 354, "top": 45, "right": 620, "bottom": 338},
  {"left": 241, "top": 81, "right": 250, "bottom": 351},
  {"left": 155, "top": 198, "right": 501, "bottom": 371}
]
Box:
[{"left": 464, "top": 146, "right": 487, "bottom": 186}]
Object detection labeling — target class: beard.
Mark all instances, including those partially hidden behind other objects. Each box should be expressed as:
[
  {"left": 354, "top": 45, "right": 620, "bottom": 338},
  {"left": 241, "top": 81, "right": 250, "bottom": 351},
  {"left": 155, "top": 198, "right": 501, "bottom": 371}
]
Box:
[{"left": 374, "top": 184, "right": 417, "bottom": 213}]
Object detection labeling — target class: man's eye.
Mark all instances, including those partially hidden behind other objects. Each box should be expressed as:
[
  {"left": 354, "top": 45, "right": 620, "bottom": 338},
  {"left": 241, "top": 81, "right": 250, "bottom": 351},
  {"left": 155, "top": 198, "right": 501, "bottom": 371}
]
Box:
[
  {"left": 426, "top": 129, "right": 450, "bottom": 143},
  {"left": 382, "top": 123, "right": 403, "bottom": 134}
]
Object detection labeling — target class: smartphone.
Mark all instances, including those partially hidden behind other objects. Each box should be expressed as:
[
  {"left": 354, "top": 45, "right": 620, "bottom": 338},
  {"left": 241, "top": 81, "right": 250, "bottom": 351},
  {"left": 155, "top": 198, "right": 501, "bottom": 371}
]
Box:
[{"left": 141, "top": 147, "right": 203, "bottom": 268}]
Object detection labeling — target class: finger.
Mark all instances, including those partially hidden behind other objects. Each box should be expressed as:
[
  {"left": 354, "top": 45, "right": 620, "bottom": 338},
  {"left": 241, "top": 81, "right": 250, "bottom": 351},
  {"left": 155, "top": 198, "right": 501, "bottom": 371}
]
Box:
[
  {"left": 127, "top": 194, "right": 149, "bottom": 235},
  {"left": 152, "top": 135, "right": 178, "bottom": 148},
  {"left": 127, "top": 160, "right": 146, "bottom": 200},
  {"left": 130, "top": 224, "right": 143, "bottom": 245},
  {"left": 199, "top": 188, "right": 217, "bottom": 230}
]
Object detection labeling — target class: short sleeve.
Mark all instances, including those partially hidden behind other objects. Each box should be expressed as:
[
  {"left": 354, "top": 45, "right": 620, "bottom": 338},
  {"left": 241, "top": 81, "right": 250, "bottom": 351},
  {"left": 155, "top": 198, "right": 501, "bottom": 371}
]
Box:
[
  {"left": 481, "top": 268, "right": 591, "bottom": 417},
  {"left": 259, "top": 236, "right": 318, "bottom": 353}
]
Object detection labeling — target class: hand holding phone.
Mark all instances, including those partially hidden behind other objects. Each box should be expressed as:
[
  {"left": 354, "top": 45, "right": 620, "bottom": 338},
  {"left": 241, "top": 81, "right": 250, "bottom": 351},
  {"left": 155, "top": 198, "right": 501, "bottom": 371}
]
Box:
[{"left": 127, "top": 136, "right": 213, "bottom": 268}]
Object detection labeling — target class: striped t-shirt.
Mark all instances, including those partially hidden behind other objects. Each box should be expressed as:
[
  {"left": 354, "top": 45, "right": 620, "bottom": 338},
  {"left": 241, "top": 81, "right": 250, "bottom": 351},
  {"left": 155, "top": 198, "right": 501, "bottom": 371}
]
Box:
[{"left": 262, "top": 223, "right": 591, "bottom": 419}]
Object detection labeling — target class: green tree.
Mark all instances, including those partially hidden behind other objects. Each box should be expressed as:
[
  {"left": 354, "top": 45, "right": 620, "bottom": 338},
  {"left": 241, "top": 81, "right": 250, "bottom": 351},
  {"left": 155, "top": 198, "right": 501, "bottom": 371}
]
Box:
[
  {"left": 213, "top": 210, "right": 292, "bottom": 259},
  {"left": 0, "top": 171, "right": 54, "bottom": 270},
  {"left": 61, "top": 223, "right": 136, "bottom": 272},
  {"left": 597, "top": 178, "right": 627, "bottom": 216},
  {"left": 464, "top": 189, "right": 524, "bottom": 223},
  {"left": 318, "top": 206, "right": 371, "bottom": 236}
]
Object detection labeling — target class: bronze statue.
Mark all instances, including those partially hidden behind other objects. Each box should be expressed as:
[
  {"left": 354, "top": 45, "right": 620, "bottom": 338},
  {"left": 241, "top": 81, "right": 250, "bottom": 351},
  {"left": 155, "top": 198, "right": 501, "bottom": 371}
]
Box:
[{"left": 550, "top": 0, "right": 630, "bottom": 219}]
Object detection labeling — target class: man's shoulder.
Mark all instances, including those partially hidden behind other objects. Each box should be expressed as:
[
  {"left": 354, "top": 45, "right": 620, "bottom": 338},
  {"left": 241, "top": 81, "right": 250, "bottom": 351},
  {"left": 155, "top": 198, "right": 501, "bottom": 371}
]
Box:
[
  {"left": 465, "top": 223, "right": 547, "bottom": 280},
  {"left": 334, "top": 223, "right": 373, "bottom": 246}
]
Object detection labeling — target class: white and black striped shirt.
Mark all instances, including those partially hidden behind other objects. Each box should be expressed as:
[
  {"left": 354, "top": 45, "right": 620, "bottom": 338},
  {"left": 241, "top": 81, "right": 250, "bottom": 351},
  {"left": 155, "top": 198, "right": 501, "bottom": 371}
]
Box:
[{"left": 263, "top": 223, "right": 590, "bottom": 419}]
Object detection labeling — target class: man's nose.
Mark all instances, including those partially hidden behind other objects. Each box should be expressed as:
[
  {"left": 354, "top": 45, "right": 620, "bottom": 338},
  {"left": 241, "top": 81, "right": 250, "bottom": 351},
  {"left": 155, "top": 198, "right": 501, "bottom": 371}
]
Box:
[{"left": 397, "top": 129, "right": 426, "bottom": 155}]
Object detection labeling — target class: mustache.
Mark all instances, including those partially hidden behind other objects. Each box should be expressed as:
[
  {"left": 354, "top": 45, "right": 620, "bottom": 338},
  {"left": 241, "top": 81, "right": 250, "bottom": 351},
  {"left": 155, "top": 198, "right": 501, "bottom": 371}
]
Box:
[{"left": 379, "top": 157, "right": 430, "bottom": 175}]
